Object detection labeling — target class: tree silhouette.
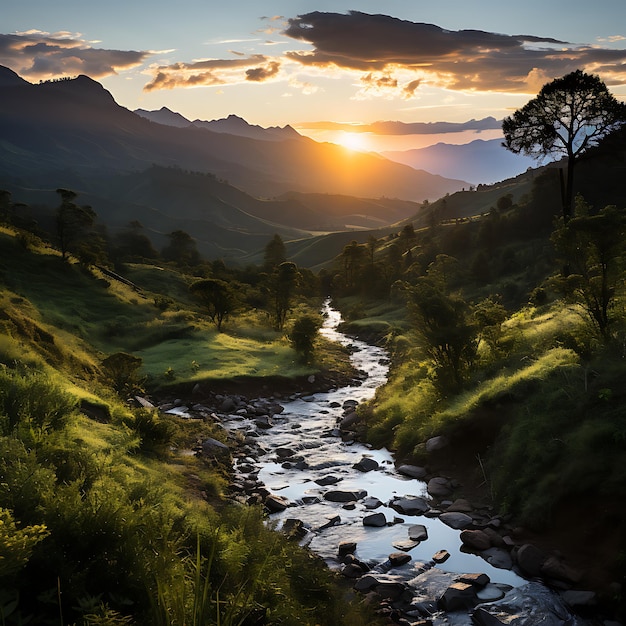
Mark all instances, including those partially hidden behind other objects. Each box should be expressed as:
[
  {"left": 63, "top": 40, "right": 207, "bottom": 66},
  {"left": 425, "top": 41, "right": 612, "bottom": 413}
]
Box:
[
  {"left": 502, "top": 70, "right": 626, "bottom": 221},
  {"left": 263, "top": 234, "right": 287, "bottom": 271},
  {"left": 55, "top": 189, "right": 96, "bottom": 261},
  {"left": 190, "top": 278, "right": 237, "bottom": 331},
  {"left": 269, "top": 261, "right": 300, "bottom": 330}
]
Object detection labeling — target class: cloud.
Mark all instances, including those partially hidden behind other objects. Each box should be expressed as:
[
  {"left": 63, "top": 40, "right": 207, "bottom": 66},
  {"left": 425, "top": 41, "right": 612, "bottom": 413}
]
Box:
[
  {"left": 0, "top": 30, "right": 149, "bottom": 79},
  {"left": 282, "top": 11, "right": 626, "bottom": 95},
  {"left": 144, "top": 54, "right": 282, "bottom": 91},
  {"left": 298, "top": 117, "right": 502, "bottom": 135}
]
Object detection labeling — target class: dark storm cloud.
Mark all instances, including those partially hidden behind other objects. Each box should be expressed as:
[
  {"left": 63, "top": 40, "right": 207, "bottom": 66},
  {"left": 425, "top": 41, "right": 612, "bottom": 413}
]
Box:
[
  {"left": 282, "top": 11, "right": 626, "bottom": 93},
  {"left": 0, "top": 31, "right": 149, "bottom": 79}
]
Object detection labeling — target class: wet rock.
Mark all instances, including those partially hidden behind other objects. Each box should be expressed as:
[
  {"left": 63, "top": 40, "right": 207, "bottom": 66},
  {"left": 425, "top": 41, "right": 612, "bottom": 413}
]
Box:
[
  {"left": 439, "top": 581, "right": 477, "bottom": 611},
  {"left": 323, "top": 489, "right": 367, "bottom": 502},
  {"left": 393, "top": 539, "right": 420, "bottom": 552},
  {"left": 408, "top": 524, "right": 428, "bottom": 542},
  {"left": 254, "top": 416, "right": 274, "bottom": 429},
  {"left": 354, "top": 574, "right": 380, "bottom": 592},
  {"left": 447, "top": 498, "right": 473, "bottom": 513},
  {"left": 439, "top": 512, "right": 473, "bottom": 529},
  {"left": 339, "top": 413, "right": 360, "bottom": 430},
  {"left": 458, "top": 572, "right": 490, "bottom": 587},
  {"left": 199, "top": 437, "right": 231, "bottom": 459},
  {"left": 476, "top": 584, "right": 507, "bottom": 602},
  {"left": 472, "top": 581, "right": 589, "bottom": 626},
  {"left": 516, "top": 543, "right": 547, "bottom": 577},
  {"left": 433, "top": 550, "right": 451, "bottom": 563},
  {"left": 282, "top": 518, "right": 307, "bottom": 540},
  {"left": 460, "top": 529, "right": 492, "bottom": 551},
  {"left": 338, "top": 541, "right": 357, "bottom": 557},
  {"left": 342, "top": 563, "right": 367, "bottom": 578},
  {"left": 482, "top": 547, "right": 514, "bottom": 570},
  {"left": 264, "top": 494, "right": 290, "bottom": 513},
  {"left": 389, "top": 552, "right": 412, "bottom": 567},
  {"left": 427, "top": 476, "right": 453, "bottom": 498},
  {"left": 220, "top": 396, "right": 238, "bottom": 413},
  {"left": 396, "top": 464, "right": 427, "bottom": 479},
  {"left": 363, "top": 512, "right": 387, "bottom": 527},
  {"left": 561, "top": 589, "right": 596, "bottom": 608},
  {"left": 275, "top": 447, "right": 297, "bottom": 459},
  {"left": 363, "top": 496, "right": 383, "bottom": 509},
  {"left": 314, "top": 475, "right": 341, "bottom": 486},
  {"left": 390, "top": 496, "right": 430, "bottom": 516},
  {"left": 353, "top": 456, "right": 379, "bottom": 472},
  {"left": 375, "top": 581, "right": 406, "bottom": 600},
  {"left": 318, "top": 515, "right": 341, "bottom": 530}
]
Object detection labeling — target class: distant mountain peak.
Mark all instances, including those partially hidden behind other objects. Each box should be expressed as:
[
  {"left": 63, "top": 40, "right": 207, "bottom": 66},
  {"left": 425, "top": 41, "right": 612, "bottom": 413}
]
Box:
[{"left": 134, "top": 107, "right": 192, "bottom": 128}]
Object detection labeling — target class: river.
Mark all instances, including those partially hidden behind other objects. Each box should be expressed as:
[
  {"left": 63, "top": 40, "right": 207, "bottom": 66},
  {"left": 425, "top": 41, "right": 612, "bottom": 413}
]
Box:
[{"left": 246, "top": 300, "right": 525, "bottom": 589}]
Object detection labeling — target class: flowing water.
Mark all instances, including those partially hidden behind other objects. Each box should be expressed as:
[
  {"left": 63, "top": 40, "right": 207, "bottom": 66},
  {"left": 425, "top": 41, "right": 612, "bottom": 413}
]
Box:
[{"left": 237, "top": 301, "right": 524, "bottom": 588}]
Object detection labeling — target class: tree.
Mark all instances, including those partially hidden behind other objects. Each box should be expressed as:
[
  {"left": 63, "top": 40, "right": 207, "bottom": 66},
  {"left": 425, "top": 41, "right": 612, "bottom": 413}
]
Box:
[
  {"left": 101, "top": 352, "right": 144, "bottom": 396},
  {"left": 263, "top": 234, "right": 287, "bottom": 271},
  {"left": 55, "top": 189, "right": 97, "bottom": 260},
  {"left": 269, "top": 261, "right": 300, "bottom": 330},
  {"left": 550, "top": 201, "right": 626, "bottom": 341},
  {"left": 502, "top": 70, "right": 626, "bottom": 221},
  {"left": 161, "top": 230, "right": 201, "bottom": 267},
  {"left": 190, "top": 278, "right": 237, "bottom": 331},
  {"left": 289, "top": 313, "right": 323, "bottom": 362}
]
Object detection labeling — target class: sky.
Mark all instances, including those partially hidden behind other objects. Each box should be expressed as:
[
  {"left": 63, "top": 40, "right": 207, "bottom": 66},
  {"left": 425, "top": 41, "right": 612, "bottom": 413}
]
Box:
[{"left": 3, "top": 0, "right": 626, "bottom": 152}]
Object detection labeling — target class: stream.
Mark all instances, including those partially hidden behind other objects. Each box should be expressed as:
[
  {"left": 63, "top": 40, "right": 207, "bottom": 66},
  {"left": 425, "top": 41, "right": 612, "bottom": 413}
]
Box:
[{"left": 251, "top": 301, "right": 523, "bottom": 587}]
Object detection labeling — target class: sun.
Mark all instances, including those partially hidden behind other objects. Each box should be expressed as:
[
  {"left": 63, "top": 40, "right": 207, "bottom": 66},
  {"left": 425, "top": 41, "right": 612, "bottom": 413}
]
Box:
[{"left": 336, "top": 131, "right": 370, "bottom": 152}]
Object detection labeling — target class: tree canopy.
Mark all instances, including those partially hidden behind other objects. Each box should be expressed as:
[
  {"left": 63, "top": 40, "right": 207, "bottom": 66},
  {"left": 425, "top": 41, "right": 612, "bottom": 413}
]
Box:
[{"left": 502, "top": 70, "right": 626, "bottom": 220}]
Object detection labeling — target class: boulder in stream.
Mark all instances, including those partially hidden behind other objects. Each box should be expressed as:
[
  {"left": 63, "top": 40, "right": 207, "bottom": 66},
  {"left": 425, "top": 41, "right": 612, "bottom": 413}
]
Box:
[{"left": 323, "top": 489, "right": 367, "bottom": 502}]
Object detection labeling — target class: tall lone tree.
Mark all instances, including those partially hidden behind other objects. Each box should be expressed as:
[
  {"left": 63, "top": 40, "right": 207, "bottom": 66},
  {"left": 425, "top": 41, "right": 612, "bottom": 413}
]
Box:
[{"left": 502, "top": 70, "right": 626, "bottom": 221}]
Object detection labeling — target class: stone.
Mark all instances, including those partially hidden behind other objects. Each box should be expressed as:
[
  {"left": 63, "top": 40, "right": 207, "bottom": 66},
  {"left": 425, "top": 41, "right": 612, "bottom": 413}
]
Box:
[
  {"left": 200, "top": 437, "right": 231, "bottom": 459},
  {"left": 392, "top": 539, "right": 420, "bottom": 552},
  {"left": 390, "top": 496, "right": 430, "bottom": 515},
  {"left": 396, "top": 464, "right": 427, "bottom": 479},
  {"left": 460, "top": 529, "right": 492, "bottom": 551},
  {"left": 475, "top": 584, "right": 507, "bottom": 602},
  {"left": 541, "top": 555, "right": 584, "bottom": 584},
  {"left": 408, "top": 524, "right": 428, "bottom": 542},
  {"left": 458, "top": 572, "right": 490, "bottom": 587},
  {"left": 339, "top": 413, "right": 360, "bottom": 429},
  {"left": 440, "top": 582, "right": 477, "bottom": 611},
  {"left": 483, "top": 547, "right": 513, "bottom": 570},
  {"left": 427, "top": 476, "right": 453, "bottom": 498},
  {"left": 220, "top": 396, "right": 238, "bottom": 413},
  {"left": 516, "top": 543, "right": 547, "bottom": 577},
  {"left": 318, "top": 515, "right": 341, "bottom": 530},
  {"left": 433, "top": 550, "right": 451, "bottom": 563},
  {"left": 282, "top": 518, "right": 307, "bottom": 540},
  {"left": 389, "top": 552, "right": 412, "bottom": 567},
  {"left": 446, "top": 498, "right": 473, "bottom": 513},
  {"left": 353, "top": 457, "right": 379, "bottom": 472},
  {"left": 375, "top": 582, "right": 406, "bottom": 600},
  {"left": 354, "top": 575, "right": 380, "bottom": 592},
  {"left": 439, "top": 512, "right": 473, "bottom": 529},
  {"left": 341, "top": 563, "right": 366, "bottom": 578},
  {"left": 363, "top": 497, "right": 383, "bottom": 509},
  {"left": 363, "top": 512, "right": 387, "bottom": 527},
  {"left": 314, "top": 475, "right": 341, "bottom": 486},
  {"left": 425, "top": 435, "right": 449, "bottom": 452},
  {"left": 338, "top": 541, "right": 357, "bottom": 557},
  {"left": 561, "top": 590, "right": 596, "bottom": 607},
  {"left": 254, "top": 416, "right": 274, "bottom": 429},
  {"left": 275, "top": 447, "right": 297, "bottom": 459},
  {"left": 264, "top": 494, "right": 290, "bottom": 513},
  {"left": 324, "top": 489, "right": 367, "bottom": 502}
]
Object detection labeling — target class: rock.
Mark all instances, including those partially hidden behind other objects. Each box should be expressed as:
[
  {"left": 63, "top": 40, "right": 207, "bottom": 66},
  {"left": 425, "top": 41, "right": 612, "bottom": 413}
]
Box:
[
  {"left": 460, "top": 529, "right": 492, "bottom": 551},
  {"left": 282, "top": 518, "right": 307, "bottom": 540},
  {"left": 324, "top": 489, "right": 367, "bottom": 502},
  {"left": 353, "top": 456, "right": 379, "bottom": 472},
  {"left": 476, "top": 584, "right": 507, "bottom": 602},
  {"left": 427, "top": 476, "right": 453, "bottom": 498},
  {"left": 363, "top": 496, "right": 383, "bottom": 509},
  {"left": 439, "top": 512, "right": 473, "bottom": 529},
  {"left": 561, "top": 590, "right": 596, "bottom": 607},
  {"left": 275, "top": 447, "right": 297, "bottom": 459},
  {"left": 254, "top": 416, "right": 274, "bottom": 429},
  {"left": 390, "top": 496, "right": 430, "bottom": 515},
  {"left": 446, "top": 498, "right": 473, "bottom": 513},
  {"left": 363, "top": 512, "right": 387, "bottom": 527},
  {"left": 440, "top": 582, "right": 477, "bottom": 611},
  {"left": 396, "top": 464, "right": 427, "bottom": 479},
  {"left": 338, "top": 541, "right": 357, "bottom": 557},
  {"left": 339, "top": 412, "right": 360, "bottom": 429},
  {"left": 472, "top": 581, "right": 589, "bottom": 626},
  {"left": 315, "top": 475, "right": 341, "bottom": 486},
  {"left": 426, "top": 435, "right": 449, "bottom": 452},
  {"left": 341, "top": 563, "right": 367, "bottom": 578},
  {"left": 134, "top": 396, "right": 155, "bottom": 410},
  {"left": 354, "top": 575, "right": 380, "bottom": 592},
  {"left": 408, "top": 524, "right": 428, "bottom": 542},
  {"left": 375, "top": 582, "right": 406, "bottom": 600},
  {"left": 433, "top": 550, "right": 451, "bottom": 563},
  {"left": 393, "top": 539, "right": 420, "bottom": 552},
  {"left": 482, "top": 547, "right": 513, "bottom": 570},
  {"left": 264, "top": 494, "right": 290, "bottom": 513},
  {"left": 541, "top": 555, "right": 584, "bottom": 584},
  {"left": 220, "top": 396, "right": 238, "bottom": 413},
  {"left": 318, "top": 515, "right": 341, "bottom": 530},
  {"left": 200, "top": 437, "right": 231, "bottom": 459},
  {"left": 516, "top": 543, "right": 547, "bottom": 577},
  {"left": 458, "top": 572, "right": 490, "bottom": 587},
  {"left": 389, "top": 552, "right": 412, "bottom": 567}
]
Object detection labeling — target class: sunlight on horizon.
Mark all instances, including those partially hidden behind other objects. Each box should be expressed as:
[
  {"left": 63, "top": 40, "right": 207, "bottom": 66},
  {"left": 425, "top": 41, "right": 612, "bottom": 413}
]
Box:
[{"left": 335, "top": 131, "right": 372, "bottom": 152}]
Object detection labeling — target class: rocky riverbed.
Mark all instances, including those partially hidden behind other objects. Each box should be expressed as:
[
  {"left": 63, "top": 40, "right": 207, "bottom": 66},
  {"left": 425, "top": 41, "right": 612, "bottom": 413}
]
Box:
[{"left": 150, "top": 303, "right": 620, "bottom": 625}]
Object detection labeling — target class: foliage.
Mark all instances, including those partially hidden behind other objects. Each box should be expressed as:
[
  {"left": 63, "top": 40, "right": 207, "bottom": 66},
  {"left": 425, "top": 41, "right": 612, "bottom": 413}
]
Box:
[
  {"left": 189, "top": 278, "right": 237, "bottom": 331},
  {"left": 101, "top": 352, "right": 145, "bottom": 396},
  {"left": 55, "top": 188, "right": 99, "bottom": 262},
  {"left": 0, "top": 507, "right": 49, "bottom": 578},
  {"left": 503, "top": 70, "right": 626, "bottom": 219},
  {"left": 550, "top": 202, "right": 626, "bottom": 341},
  {"left": 263, "top": 233, "right": 287, "bottom": 271},
  {"left": 268, "top": 261, "right": 301, "bottom": 331},
  {"left": 289, "top": 313, "right": 323, "bottom": 362}
]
